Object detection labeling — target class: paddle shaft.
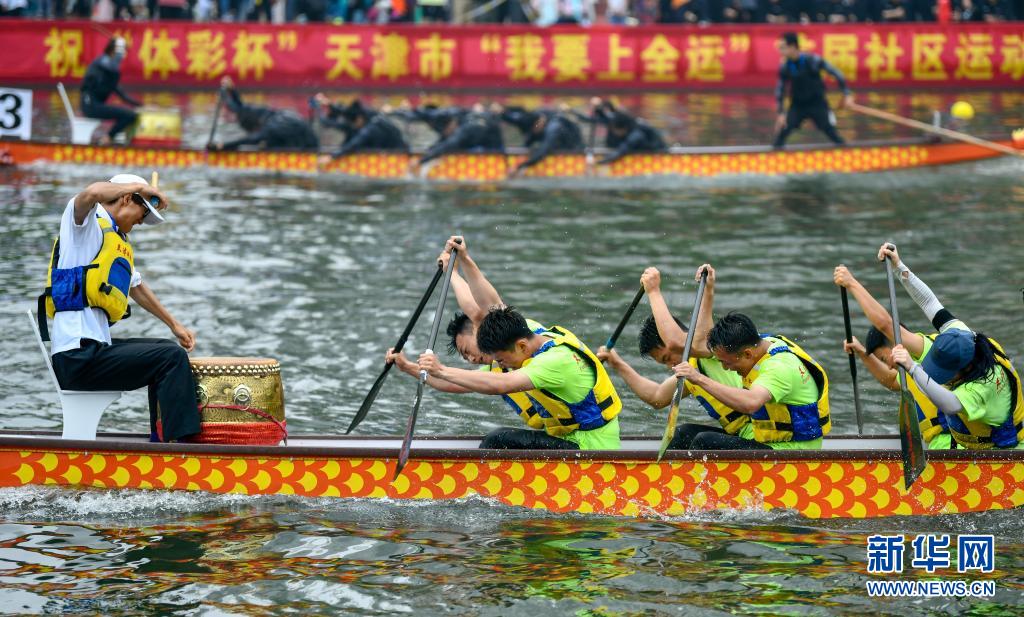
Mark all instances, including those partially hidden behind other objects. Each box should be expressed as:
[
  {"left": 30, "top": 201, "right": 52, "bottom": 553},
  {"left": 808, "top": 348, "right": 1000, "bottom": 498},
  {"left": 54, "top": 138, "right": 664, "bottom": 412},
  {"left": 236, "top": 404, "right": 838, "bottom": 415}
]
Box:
[
  {"left": 657, "top": 270, "right": 708, "bottom": 460},
  {"left": 848, "top": 102, "right": 1023, "bottom": 158},
  {"left": 345, "top": 264, "right": 445, "bottom": 434},
  {"left": 206, "top": 88, "right": 225, "bottom": 150},
  {"left": 605, "top": 286, "right": 645, "bottom": 350},
  {"left": 840, "top": 286, "right": 865, "bottom": 436},
  {"left": 884, "top": 257, "right": 909, "bottom": 392},
  {"left": 884, "top": 252, "right": 926, "bottom": 488},
  {"left": 396, "top": 248, "right": 459, "bottom": 477}
]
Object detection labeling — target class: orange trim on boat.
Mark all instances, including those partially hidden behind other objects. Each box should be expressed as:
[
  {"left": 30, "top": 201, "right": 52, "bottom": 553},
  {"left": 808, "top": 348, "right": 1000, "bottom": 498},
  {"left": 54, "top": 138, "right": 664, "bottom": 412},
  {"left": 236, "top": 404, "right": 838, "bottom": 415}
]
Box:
[{"left": 4, "top": 140, "right": 1017, "bottom": 181}]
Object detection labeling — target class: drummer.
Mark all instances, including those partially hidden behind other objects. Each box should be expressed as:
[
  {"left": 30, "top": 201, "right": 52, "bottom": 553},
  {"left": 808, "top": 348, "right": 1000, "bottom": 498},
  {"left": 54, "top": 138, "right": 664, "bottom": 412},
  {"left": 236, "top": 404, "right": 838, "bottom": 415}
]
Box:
[
  {"left": 80, "top": 37, "right": 141, "bottom": 145},
  {"left": 40, "top": 174, "right": 200, "bottom": 443}
]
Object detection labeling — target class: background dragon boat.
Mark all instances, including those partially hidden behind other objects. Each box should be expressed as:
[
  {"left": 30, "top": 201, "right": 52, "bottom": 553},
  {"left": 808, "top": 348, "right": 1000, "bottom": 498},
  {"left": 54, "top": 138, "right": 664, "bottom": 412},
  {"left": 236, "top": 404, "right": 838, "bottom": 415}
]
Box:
[
  {"left": 4, "top": 138, "right": 1019, "bottom": 181},
  {"left": 1, "top": 431, "right": 1022, "bottom": 520}
]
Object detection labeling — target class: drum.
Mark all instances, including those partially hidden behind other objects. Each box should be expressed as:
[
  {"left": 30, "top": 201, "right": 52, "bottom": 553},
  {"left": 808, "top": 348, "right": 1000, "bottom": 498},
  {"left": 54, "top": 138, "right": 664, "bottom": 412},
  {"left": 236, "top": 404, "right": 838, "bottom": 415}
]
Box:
[
  {"left": 131, "top": 108, "right": 182, "bottom": 147},
  {"left": 189, "top": 357, "right": 287, "bottom": 445}
]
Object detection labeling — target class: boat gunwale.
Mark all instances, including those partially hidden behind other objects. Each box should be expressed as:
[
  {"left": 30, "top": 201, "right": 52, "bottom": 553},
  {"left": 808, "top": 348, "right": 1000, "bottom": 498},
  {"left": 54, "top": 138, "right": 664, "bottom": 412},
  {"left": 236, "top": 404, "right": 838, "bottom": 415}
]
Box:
[
  {"left": 0, "top": 432, "right": 1021, "bottom": 463},
  {"left": 10, "top": 136, "right": 1015, "bottom": 158}
]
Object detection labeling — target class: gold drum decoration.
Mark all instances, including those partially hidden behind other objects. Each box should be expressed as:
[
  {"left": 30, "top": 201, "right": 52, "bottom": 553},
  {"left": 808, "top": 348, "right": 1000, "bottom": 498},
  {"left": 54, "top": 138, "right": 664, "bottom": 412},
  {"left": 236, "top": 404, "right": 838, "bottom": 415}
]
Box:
[{"left": 189, "top": 357, "right": 286, "bottom": 445}]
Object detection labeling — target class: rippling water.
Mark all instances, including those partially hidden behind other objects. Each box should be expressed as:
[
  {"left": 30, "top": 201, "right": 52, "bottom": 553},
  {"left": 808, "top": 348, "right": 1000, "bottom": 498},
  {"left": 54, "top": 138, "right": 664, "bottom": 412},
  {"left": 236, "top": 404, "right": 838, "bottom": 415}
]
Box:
[{"left": 1, "top": 114, "right": 1023, "bottom": 613}]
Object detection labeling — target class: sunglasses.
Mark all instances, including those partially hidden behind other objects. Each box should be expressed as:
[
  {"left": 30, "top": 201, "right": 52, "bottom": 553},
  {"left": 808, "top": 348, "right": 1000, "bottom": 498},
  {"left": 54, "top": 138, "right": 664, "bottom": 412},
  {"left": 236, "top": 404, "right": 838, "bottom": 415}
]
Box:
[{"left": 130, "top": 192, "right": 159, "bottom": 211}]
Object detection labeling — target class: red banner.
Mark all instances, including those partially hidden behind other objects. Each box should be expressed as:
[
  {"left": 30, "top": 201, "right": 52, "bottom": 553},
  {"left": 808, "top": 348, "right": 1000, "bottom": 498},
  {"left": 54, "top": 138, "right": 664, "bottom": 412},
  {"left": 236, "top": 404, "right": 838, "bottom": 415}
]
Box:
[{"left": 2, "top": 20, "right": 1022, "bottom": 89}]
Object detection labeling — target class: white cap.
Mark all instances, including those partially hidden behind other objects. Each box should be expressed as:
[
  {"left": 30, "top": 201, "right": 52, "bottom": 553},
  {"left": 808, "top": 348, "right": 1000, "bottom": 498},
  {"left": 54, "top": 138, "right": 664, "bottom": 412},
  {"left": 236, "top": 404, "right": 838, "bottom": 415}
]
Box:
[{"left": 109, "top": 173, "right": 164, "bottom": 225}]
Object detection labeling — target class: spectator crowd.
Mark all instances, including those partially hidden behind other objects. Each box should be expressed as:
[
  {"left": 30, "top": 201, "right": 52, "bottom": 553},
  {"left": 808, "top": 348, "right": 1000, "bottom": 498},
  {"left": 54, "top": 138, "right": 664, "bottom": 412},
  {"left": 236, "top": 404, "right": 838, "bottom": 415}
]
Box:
[{"left": 0, "top": 0, "right": 1019, "bottom": 26}]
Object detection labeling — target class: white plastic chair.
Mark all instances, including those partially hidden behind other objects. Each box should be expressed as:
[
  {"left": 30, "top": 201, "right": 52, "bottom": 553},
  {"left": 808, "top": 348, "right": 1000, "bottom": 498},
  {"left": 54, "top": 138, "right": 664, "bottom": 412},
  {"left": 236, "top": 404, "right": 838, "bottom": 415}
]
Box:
[
  {"left": 56, "top": 82, "right": 102, "bottom": 145},
  {"left": 27, "top": 311, "right": 121, "bottom": 440}
]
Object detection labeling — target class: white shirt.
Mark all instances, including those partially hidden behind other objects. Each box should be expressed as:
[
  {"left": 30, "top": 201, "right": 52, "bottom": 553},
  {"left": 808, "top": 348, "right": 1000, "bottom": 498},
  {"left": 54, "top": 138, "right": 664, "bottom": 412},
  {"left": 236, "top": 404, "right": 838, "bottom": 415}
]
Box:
[{"left": 50, "top": 197, "right": 143, "bottom": 354}]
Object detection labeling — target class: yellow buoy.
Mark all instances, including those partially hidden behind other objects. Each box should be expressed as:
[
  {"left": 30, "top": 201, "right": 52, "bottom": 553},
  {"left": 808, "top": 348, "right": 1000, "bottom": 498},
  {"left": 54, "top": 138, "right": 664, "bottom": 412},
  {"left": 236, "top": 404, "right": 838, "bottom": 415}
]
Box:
[
  {"left": 951, "top": 101, "right": 975, "bottom": 121},
  {"left": 1012, "top": 128, "right": 1024, "bottom": 148}
]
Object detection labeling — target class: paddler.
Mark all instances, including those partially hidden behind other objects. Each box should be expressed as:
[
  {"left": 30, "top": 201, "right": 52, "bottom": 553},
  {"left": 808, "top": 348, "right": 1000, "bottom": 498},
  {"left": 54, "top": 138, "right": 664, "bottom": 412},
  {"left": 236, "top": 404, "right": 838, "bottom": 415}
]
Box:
[
  {"left": 495, "top": 104, "right": 584, "bottom": 178},
  {"left": 596, "top": 267, "right": 745, "bottom": 449},
  {"left": 575, "top": 98, "right": 668, "bottom": 165},
  {"left": 772, "top": 31, "right": 854, "bottom": 149},
  {"left": 387, "top": 237, "right": 549, "bottom": 432},
  {"left": 39, "top": 174, "right": 201, "bottom": 443},
  {"left": 878, "top": 244, "right": 1023, "bottom": 450},
  {"left": 833, "top": 264, "right": 952, "bottom": 449},
  {"left": 80, "top": 37, "right": 141, "bottom": 146},
  {"left": 209, "top": 77, "right": 319, "bottom": 152},
  {"left": 401, "top": 103, "right": 505, "bottom": 171},
  {"left": 313, "top": 95, "right": 408, "bottom": 162},
  {"left": 672, "top": 264, "right": 831, "bottom": 450},
  {"left": 418, "top": 305, "right": 622, "bottom": 451}
]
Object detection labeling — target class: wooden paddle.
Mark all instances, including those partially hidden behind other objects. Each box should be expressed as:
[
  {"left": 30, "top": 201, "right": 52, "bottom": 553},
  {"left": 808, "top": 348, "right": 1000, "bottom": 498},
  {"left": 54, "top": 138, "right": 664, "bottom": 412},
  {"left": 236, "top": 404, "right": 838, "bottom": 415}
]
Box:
[
  {"left": 848, "top": 101, "right": 1023, "bottom": 158},
  {"left": 205, "top": 87, "right": 225, "bottom": 151},
  {"left": 840, "top": 284, "right": 865, "bottom": 436},
  {"left": 605, "top": 286, "right": 645, "bottom": 351},
  {"left": 345, "top": 263, "right": 445, "bottom": 434},
  {"left": 656, "top": 269, "right": 708, "bottom": 461},
  {"left": 883, "top": 247, "right": 927, "bottom": 488},
  {"left": 394, "top": 246, "right": 459, "bottom": 479}
]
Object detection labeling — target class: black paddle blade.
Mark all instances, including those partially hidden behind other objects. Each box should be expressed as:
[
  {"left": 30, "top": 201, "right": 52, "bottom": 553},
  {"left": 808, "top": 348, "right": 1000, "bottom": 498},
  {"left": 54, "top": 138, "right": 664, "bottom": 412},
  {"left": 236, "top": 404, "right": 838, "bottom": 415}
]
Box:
[
  {"left": 898, "top": 388, "right": 926, "bottom": 489},
  {"left": 346, "top": 362, "right": 394, "bottom": 434},
  {"left": 394, "top": 383, "right": 425, "bottom": 480}
]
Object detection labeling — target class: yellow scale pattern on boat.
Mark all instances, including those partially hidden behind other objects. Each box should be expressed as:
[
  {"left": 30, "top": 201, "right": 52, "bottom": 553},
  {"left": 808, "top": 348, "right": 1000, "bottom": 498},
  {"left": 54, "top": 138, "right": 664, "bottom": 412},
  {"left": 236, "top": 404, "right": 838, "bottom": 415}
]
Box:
[
  {"left": 26, "top": 144, "right": 951, "bottom": 180},
  {"left": 2, "top": 449, "right": 1023, "bottom": 519}
]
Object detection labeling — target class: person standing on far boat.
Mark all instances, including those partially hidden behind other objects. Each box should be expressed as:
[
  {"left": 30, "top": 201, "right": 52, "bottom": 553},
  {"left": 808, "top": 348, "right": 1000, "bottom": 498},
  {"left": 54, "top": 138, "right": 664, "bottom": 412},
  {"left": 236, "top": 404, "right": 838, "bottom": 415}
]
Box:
[
  {"left": 596, "top": 267, "right": 745, "bottom": 449},
  {"left": 833, "top": 265, "right": 953, "bottom": 449},
  {"left": 80, "top": 37, "right": 141, "bottom": 146},
  {"left": 672, "top": 265, "right": 831, "bottom": 450},
  {"left": 876, "top": 245, "right": 1024, "bottom": 450},
  {"left": 387, "top": 237, "right": 549, "bottom": 431},
  {"left": 40, "top": 175, "right": 201, "bottom": 443},
  {"left": 772, "top": 31, "right": 854, "bottom": 149},
  {"left": 418, "top": 306, "right": 622, "bottom": 451},
  {"left": 496, "top": 104, "right": 584, "bottom": 178},
  {"left": 209, "top": 77, "right": 319, "bottom": 152}
]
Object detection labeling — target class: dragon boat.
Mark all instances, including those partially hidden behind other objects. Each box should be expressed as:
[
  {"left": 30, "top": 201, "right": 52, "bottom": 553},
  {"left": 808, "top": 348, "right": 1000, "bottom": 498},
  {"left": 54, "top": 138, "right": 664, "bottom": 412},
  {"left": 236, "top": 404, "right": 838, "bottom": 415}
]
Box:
[
  {"left": 1, "top": 431, "right": 1021, "bottom": 519},
  {"left": 3, "top": 138, "right": 1018, "bottom": 181}
]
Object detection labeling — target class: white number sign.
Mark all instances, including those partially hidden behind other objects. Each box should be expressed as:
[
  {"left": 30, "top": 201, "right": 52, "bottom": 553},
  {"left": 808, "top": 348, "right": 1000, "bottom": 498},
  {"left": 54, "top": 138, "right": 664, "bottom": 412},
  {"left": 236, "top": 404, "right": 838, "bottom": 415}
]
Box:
[{"left": 0, "top": 88, "right": 32, "bottom": 141}]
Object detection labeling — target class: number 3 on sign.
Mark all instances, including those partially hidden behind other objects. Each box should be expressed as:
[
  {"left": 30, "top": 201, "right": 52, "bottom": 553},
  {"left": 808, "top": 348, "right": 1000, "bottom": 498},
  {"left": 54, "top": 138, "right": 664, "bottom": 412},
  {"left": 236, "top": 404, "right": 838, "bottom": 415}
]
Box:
[{"left": 0, "top": 88, "right": 32, "bottom": 141}]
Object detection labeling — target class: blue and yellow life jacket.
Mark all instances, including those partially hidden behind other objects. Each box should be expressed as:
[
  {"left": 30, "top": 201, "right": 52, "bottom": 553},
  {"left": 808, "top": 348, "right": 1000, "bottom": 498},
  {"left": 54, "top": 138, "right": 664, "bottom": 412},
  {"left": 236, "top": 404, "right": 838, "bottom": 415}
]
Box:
[
  {"left": 516, "top": 326, "right": 622, "bottom": 438},
  {"left": 41, "top": 213, "right": 134, "bottom": 329},
  {"left": 687, "top": 357, "right": 748, "bottom": 435},
  {"left": 946, "top": 339, "right": 1024, "bottom": 450},
  {"left": 744, "top": 335, "right": 831, "bottom": 443},
  {"left": 907, "top": 334, "right": 950, "bottom": 444}
]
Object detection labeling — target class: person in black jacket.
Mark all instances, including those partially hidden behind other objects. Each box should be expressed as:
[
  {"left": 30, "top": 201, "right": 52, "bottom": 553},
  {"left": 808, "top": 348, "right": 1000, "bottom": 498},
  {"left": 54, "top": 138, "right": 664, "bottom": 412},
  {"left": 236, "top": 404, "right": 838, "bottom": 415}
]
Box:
[
  {"left": 209, "top": 77, "right": 319, "bottom": 151},
  {"left": 80, "top": 37, "right": 141, "bottom": 145},
  {"left": 399, "top": 103, "right": 504, "bottom": 171},
  {"left": 313, "top": 95, "right": 408, "bottom": 162},
  {"left": 497, "top": 105, "right": 583, "bottom": 177},
  {"left": 773, "top": 32, "right": 854, "bottom": 149},
  {"left": 575, "top": 99, "right": 668, "bottom": 166}
]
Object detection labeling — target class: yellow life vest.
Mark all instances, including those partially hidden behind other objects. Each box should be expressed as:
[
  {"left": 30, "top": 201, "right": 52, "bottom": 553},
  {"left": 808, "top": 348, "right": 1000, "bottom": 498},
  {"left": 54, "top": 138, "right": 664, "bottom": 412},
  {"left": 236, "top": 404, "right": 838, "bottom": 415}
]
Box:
[
  {"left": 743, "top": 335, "right": 831, "bottom": 443},
  {"left": 686, "top": 357, "right": 748, "bottom": 434},
  {"left": 489, "top": 363, "right": 545, "bottom": 430},
  {"left": 946, "top": 338, "right": 1024, "bottom": 449},
  {"left": 42, "top": 213, "right": 134, "bottom": 326},
  {"left": 519, "top": 326, "right": 622, "bottom": 438},
  {"left": 906, "top": 334, "right": 950, "bottom": 444}
]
